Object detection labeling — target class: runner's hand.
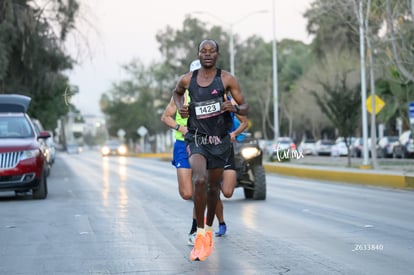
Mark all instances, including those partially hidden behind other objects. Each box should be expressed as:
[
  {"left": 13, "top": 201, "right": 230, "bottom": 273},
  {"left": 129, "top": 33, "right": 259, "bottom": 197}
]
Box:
[
  {"left": 179, "top": 104, "right": 189, "bottom": 118},
  {"left": 221, "top": 95, "right": 235, "bottom": 112}
]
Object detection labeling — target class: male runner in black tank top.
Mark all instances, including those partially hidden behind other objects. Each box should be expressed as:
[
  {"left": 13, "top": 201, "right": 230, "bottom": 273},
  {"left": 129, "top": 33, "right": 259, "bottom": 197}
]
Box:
[{"left": 173, "top": 39, "right": 248, "bottom": 261}]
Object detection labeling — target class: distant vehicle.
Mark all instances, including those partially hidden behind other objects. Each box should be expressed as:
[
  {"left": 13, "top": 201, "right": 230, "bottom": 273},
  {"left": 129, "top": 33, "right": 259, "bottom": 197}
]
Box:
[
  {"left": 351, "top": 137, "right": 377, "bottom": 158},
  {"left": 377, "top": 136, "right": 399, "bottom": 158},
  {"left": 298, "top": 139, "right": 316, "bottom": 155},
  {"left": 331, "top": 141, "right": 348, "bottom": 157},
  {"left": 101, "top": 140, "right": 128, "bottom": 156},
  {"left": 315, "top": 139, "right": 335, "bottom": 156},
  {"left": 331, "top": 137, "right": 354, "bottom": 157},
  {"left": 392, "top": 131, "right": 414, "bottom": 158},
  {"left": 268, "top": 137, "right": 296, "bottom": 161},
  {"left": 277, "top": 137, "right": 296, "bottom": 151},
  {"left": 31, "top": 119, "right": 51, "bottom": 176},
  {"left": 350, "top": 138, "right": 363, "bottom": 158},
  {"left": 0, "top": 94, "right": 50, "bottom": 199},
  {"left": 66, "top": 143, "right": 81, "bottom": 154},
  {"left": 44, "top": 132, "right": 56, "bottom": 165}
]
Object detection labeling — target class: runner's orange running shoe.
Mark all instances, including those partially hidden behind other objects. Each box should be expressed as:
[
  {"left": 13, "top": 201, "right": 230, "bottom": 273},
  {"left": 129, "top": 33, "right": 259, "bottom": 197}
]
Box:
[
  {"left": 204, "top": 230, "right": 214, "bottom": 257},
  {"left": 190, "top": 233, "right": 207, "bottom": 261}
]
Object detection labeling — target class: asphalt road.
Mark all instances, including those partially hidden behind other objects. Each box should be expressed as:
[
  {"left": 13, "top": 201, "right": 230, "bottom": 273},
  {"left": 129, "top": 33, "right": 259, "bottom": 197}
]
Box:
[{"left": 0, "top": 150, "right": 413, "bottom": 275}]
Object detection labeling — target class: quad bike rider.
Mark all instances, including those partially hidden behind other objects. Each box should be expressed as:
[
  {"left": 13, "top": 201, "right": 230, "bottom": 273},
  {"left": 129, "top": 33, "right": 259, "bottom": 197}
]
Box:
[
  {"left": 233, "top": 134, "right": 267, "bottom": 200},
  {"left": 227, "top": 104, "right": 266, "bottom": 200}
]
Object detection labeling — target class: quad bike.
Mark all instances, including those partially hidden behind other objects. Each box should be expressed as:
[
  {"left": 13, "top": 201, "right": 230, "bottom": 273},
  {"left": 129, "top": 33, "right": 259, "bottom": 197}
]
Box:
[{"left": 233, "top": 137, "right": 267, "bottom": 200}]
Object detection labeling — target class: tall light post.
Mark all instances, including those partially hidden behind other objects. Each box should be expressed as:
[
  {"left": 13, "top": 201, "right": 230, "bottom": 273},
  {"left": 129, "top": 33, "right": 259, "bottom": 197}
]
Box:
[
  {"left": 194, "top": 10, "right": 268, "bottom": 76},
  {"left": 357, "top": 0, "right": 370, "bottom": 167},
  {"left": 272, "top": 0, "right": 279, "bottom": 143}
]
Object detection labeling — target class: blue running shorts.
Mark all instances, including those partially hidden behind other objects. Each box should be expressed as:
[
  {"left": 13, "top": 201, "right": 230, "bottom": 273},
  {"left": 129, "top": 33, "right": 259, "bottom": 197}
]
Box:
[{"left": 172, "top": 140, "right": 191, "bottom": 169}]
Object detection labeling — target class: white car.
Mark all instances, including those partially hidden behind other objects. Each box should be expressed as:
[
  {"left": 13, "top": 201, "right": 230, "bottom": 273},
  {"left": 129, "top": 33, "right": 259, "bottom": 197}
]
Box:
[
  {"left": 331, "top": 141, "right": 348, "bottom": 157},
  {"left": 315, "top": 139, "right": 335, "bottom": 156},
  {"left": 277, "top": 137, "right": 296, "bottom": 151},
  {"left": 265, "top": 137, "right": 295, "bottom": 155},
  {"left": 298, "top": 139, "right": 316, "bottom": 155},
  {"left": 331, "top": 137, "right": 354, "bottom": 157}
]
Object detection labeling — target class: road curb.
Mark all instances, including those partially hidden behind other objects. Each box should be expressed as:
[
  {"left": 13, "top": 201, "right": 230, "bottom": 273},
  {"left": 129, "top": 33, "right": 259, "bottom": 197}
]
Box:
[
  {"left": 132, "top": 153, "right": 414, "bottom": 189},
  {"left": 264, "top": 163, "right": 413, "bottom": 189}
]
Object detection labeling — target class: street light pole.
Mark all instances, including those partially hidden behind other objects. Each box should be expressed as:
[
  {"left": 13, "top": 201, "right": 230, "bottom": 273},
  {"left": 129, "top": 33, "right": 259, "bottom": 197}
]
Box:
[
  {"left": 229, "top": 27, "right": 235, "bottom": 75},
  {"left": 358, "top": 0, "right": 370, "bottom": 167},
  {"left": 272, "top": 0, "right": 279, "bottom": 143},
  {"left": 194, "top": 10, "right": 268, "bottom": 76}
]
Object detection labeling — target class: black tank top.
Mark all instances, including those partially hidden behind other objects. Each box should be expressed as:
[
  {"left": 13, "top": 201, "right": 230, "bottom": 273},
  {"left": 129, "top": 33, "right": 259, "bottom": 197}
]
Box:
[{"left": 187, "top": 69, "right": 232, "bottom": 136}]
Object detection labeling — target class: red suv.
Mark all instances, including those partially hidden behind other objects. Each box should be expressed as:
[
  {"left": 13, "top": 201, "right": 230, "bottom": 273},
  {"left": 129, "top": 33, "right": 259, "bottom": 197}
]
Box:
[{"left": 0, "top": 94, "right": 50, "bottom": 199}]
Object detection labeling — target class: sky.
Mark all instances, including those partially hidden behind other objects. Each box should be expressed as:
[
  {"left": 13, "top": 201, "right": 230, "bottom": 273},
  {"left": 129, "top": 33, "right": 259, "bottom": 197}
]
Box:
[{"left": 66, "top": 0, "right": 313, "bottom": 116}]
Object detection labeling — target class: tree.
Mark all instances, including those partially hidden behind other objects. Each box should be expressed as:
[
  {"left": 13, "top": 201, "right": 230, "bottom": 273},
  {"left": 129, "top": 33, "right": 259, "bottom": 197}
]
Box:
[
  {"left": 274, "top": 39, "right": 314, "bottom": 139},
  {"left": 304, "top": 0, "right": 361, "bottom": 58},
  {"left": 310, "top": 51, "right": 362, "bottom": 166},
  {"left": 384, "top": 0, "right": 414, "bottom": 82},
  {"left": 362, "top": 0, "right": 414, "bottom": 133},
  {"left": 155, "top": 16, "right": 223, "bottom": 77},
  {"left": 236, "top": 36, "right": 273, "bottom": 139},
  {"left": 0, "top": 0, "right": 80, "bottom": 130},
  {"left": 376, "top": 68, "right": 414, "bottom": 132},
  {"left": 100, "top": 59, "right": 165, "bottom": 144}
]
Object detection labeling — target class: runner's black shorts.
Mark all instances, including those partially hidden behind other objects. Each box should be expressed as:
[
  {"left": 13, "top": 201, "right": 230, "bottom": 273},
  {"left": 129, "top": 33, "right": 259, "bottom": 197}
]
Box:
[
  {"left": 185, "top": 132, "right": 231, "bottom": 169},
  {"left": 224, "top": 143, "right": 235, "bottom": 170}
]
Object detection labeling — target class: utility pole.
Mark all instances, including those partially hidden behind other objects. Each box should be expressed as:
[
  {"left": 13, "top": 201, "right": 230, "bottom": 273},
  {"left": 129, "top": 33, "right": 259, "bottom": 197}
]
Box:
[
  {"left": 357, "top": 0, "right": 370, "bottom": 167},
  {"left": 272, "top": 0, "right": 279, "bottom": 143}
]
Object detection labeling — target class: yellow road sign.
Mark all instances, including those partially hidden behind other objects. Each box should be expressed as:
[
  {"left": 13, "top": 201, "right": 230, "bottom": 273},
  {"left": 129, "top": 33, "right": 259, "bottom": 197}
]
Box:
[{"left": 366, "top": 95, "right": 385, "bottom": 114}]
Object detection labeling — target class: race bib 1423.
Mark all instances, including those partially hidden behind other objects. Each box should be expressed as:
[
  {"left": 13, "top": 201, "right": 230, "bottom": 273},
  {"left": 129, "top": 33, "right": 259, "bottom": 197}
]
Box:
[{"left": 194, "top": 98, "right": 222, "bottom": 119}]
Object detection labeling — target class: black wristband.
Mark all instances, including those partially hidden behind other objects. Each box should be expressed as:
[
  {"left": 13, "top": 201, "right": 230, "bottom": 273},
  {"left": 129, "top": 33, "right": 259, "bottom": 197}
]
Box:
[
  {"left": 174, "top": 124, "right": 180, "bottom": 131},
  {"left": 234, "top": 105, "right": 240, "bottom": 113}
]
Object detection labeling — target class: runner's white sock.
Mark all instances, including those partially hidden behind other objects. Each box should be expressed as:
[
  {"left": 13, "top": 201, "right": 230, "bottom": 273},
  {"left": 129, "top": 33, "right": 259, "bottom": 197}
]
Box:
[{"left": 196, "top": 228, "right": 206, "bottom": 235}]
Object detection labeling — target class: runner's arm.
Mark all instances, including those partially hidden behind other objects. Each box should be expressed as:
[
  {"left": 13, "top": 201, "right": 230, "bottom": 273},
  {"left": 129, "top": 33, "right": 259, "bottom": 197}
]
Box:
[
  {"left": 224, "top": 72, "right": 248, "bottom": 116},
  {"left": 232, "top": 113, "right": 248, "bottom": 137},
  {"left": 173, "top": 74, "right": 190, "bottom": 117},
  {"left": 161, "top": 97, "right": 179, "bottom": 129}
]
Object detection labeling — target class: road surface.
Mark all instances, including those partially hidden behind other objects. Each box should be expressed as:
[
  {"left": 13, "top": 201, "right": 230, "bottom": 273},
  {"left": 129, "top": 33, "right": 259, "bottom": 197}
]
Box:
[{"left": 0, "top": 150, "right": 413, "bottom": 274}]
